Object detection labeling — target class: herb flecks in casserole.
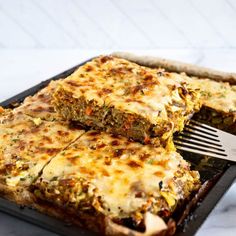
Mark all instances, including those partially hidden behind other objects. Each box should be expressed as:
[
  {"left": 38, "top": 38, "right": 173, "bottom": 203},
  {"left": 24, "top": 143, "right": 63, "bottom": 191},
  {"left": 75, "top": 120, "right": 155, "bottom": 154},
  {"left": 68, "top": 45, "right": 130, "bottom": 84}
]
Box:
[
  {"left": 190, "top": 77, "right": 236, "bottom": 134},
  {"left": 53, "top": 56, "right": 201, "bottom": 147},
  {"left": 33, "top": 130, "right": 200, "bottom": 227},
  {"left": 0, "top": 111, "right": 84, "bottom": 189}
]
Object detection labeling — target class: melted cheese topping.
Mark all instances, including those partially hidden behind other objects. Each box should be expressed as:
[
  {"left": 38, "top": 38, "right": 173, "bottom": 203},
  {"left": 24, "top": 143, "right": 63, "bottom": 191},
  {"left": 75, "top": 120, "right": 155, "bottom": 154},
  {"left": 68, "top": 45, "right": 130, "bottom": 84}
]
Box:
[
  {"left": 15, "top": 80, "right": 63, "bottom": 121},
  {"left": 0, "top": 112, "right": 84, "bottom": 187},
  {"left": 165, "top": 72, "right": 236, "bottom": 114},
  {"left": 188, "top": 77, "right": 236, "bottom": 114},
  {"left": 56, "top": 56, "right": 200, "bottom": 125},
  {"left": 36, "top": 130, "right": 200, "bottom": 219}
]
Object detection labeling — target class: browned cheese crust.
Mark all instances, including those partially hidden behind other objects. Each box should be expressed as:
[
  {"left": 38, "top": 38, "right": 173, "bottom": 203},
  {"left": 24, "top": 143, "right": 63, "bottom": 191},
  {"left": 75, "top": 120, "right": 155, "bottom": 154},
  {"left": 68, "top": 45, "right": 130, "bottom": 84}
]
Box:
[
  {"left": 0, "top": 109, "right": 84, "bottom": 206},
  {"left": 112, "top": 52, "right": 236, "bottom": 134},
  {"left": 112, "top": 52, "right": 236, "bottom": 84},
  {"left": 32, "top": 130, "right": 200, "bottom": 234},
  {"left": 53, "top": 56, "right": 201, "bottom": 147}
]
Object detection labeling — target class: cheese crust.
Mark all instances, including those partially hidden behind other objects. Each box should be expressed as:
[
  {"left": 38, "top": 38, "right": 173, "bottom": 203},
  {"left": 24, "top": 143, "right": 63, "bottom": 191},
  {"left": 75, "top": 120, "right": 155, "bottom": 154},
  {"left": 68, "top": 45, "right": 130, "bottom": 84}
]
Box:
[
  {"left": 33, "top": 130, "right": 200, "bottom": 229},
  {"left": 0, "top": 111, "right": 84, "bottom": 189},
  {"left": 154, "top": 72, "right": 236, "bottom": 133},
  {"left": 188, "top": 77, "right": 236, "bottom": 134},
  {"left": 111, "top": 52, "right": 236, "bottom": 135},
  {"left": 15, "top": 80, "right": 63, "bottom": 121},
  {"left": 53, "top": 56, "right": 201, "bottom": 147}
]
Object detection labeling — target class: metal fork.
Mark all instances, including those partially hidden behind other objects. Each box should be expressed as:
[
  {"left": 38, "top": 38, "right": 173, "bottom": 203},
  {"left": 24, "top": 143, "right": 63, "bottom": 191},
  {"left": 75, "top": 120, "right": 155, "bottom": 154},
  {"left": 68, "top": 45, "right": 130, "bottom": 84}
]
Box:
[{"left": 174, "top": 120, "right": 236, "bottom": 162}]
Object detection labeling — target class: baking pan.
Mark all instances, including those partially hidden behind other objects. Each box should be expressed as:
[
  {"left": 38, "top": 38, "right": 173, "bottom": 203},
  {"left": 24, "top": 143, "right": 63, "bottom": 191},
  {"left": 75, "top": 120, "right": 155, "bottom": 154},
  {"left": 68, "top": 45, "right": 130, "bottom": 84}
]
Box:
[{"left": 0, "top": 58, "right": 235, "bottom": 236}]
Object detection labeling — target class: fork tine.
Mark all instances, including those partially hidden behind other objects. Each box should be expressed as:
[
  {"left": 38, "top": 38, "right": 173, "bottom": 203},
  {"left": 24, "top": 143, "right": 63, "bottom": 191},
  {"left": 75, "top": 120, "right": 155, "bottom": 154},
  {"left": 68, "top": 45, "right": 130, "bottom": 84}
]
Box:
[
  {"left": 175, "top": 144, "right": 228, "bottom": 159},
  {"left": 182, "top": 127, "right": 219, "bottom": 141},
  {"left": 175, "top": 119, "right": 236, "bottom": 161},
  {"left": 176, "top": 133, "right": 222, "bottom": 147},
  {"left": 175, "top": 136, "right": 224, "bottom": 150},
  {"left": 174, "top": 139, "right": 226, "bottom": 155},
  {"left": 179, "top": 130, "right": 220, "bottom": 143},
  {"left": 189, "top": 120, "right": 218, "bottom": 132},
  {"left": 185, "top": 123, "right": 218, "bottom": 137}
]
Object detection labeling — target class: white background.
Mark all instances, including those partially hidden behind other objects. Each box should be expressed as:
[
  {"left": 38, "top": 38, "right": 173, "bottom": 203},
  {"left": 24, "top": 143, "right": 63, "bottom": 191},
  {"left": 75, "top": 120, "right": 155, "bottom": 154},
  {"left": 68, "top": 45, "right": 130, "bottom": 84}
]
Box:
[
  {"left": 0, "top": 0, "right": 236, "bottom": 50},
  {"left": 0, "top": 1, "right": 236, "bottom": 236}
]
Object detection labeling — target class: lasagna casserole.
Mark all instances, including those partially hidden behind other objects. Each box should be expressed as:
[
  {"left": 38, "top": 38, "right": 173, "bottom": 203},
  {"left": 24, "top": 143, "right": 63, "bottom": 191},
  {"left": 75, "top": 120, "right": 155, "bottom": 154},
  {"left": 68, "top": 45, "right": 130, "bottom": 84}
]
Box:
[
  {"left": 0, "top": 110, "right": 84, "bottom": 204},
  {"left": 32, "top": 130, "right": 200, "bottom": 234},
  {"left": 53, "top": 56, "right": 201, "bottom": 147}
]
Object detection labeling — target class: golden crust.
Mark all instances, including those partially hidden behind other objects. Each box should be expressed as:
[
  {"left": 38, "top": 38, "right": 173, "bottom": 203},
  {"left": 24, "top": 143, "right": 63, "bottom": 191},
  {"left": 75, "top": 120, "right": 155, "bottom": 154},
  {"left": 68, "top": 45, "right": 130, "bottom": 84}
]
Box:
[
  {"left": 32, "top": 130, "right": 200, "bottom": 231},
  {"left": 111, "top": 52, "right": 236, "bottom": 134},
  {"left": 187, "top": 77, "right": 236, "bottom": 133},
  {"left": 184, "top": 76, "right": 236, "bottom": 114},
  {"left": 111, "top": 52, "right": 236, "bottom": 114},
  {"left": 0, "top": 182, "right": 33, "bottom": 205},
  {"left": 0, "top": 107, "right": 11, "bottom": 118},
  {"left": 112, "top": 52, "right": 236, "bottom": 84},
  {"left": 0, "top": 111, "right": 84, "bottom": 188},
  {"left": 53, "top": 56, "right": 201, "bottom": 147}
]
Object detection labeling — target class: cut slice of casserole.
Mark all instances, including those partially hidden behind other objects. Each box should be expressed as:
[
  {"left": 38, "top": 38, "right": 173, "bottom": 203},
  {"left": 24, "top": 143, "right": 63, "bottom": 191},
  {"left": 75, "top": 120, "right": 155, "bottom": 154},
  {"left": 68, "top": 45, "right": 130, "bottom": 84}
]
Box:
[
  {"left": 32, "top": 130, "right": 200, "bottom": 233},
  {"left": 188, "top": 77, "right": 236, "bottom": 134},
  {"left": 0, "top": 111, "right": 84, "bottom": 204},
  {"left": 53, "top": 56, "right": 201, "bottom": 147},
  {"left": 154, "top": 72, "right": 236, "bottom": 134},
  {"left": 111, "top": 52, "right": 236, "bottom": 135}
]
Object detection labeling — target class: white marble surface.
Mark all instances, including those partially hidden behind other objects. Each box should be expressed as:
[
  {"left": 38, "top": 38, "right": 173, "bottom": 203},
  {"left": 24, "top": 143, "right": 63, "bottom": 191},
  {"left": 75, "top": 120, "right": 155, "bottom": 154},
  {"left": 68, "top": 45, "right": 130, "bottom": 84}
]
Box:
[
  {"left": 1, "top": 0, "right": 236, "bottom": 49},
  {"left": 0, "top": 49, "right": 235, "bottom": 236}
]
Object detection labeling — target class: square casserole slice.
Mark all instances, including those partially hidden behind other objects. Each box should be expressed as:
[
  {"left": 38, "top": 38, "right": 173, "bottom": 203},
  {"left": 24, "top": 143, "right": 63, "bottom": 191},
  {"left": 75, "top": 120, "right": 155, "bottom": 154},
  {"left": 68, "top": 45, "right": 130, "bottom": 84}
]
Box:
[
  {"left": 53, "top": 56, "right": 201, "bottom": 147},
  {"left": 0, "top": 110, "right": 84, "bottom": 204},
  {"left": 32, "top": 130, "right": 200, "bottom": 234}
]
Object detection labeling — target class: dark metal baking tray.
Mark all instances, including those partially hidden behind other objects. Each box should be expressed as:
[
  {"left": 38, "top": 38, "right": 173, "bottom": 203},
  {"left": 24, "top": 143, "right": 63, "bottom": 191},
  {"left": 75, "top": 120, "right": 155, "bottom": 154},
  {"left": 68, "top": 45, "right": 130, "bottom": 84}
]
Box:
[{"left": 0, "top": 58, "right": 236, "bottom": 236}]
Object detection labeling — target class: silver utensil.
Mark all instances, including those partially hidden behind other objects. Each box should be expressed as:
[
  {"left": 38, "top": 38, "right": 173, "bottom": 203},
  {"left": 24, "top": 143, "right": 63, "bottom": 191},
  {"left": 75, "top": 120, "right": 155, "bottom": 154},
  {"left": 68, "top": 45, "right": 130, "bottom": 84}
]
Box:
[{"left": 174, "top": 120, "right": 236, "bottom": 161}]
